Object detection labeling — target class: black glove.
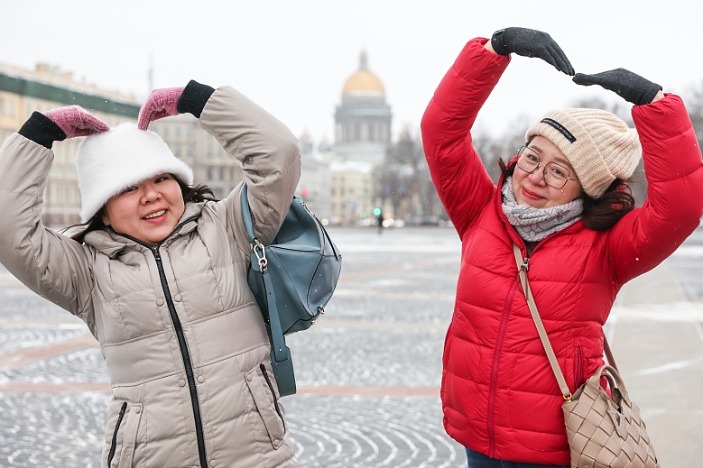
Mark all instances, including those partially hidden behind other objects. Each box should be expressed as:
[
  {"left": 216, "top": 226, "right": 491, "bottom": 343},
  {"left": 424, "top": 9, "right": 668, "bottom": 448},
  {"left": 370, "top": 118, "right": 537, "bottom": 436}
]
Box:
[
  {"left": 573, "top": 68, "right": 662, "bottom": 105},
  {"left": 491, "top": 27, "right": 575, "bottom": 76}
]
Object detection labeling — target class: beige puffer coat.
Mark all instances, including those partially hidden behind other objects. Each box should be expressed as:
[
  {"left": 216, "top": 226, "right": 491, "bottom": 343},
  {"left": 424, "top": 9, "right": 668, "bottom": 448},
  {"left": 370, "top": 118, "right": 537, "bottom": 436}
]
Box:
[{"left": 0, "top": 85, "right": 301, "bottom": 467}]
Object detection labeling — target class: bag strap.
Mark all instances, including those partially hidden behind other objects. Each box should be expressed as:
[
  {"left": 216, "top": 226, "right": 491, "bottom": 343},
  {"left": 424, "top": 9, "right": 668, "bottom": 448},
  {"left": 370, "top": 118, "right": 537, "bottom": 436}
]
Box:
[
  {"left": 240, "top": 184, "right": 287, "bottom": 360},
  {"left": 241, "top": 185, "right": 295, "bottom": 394},
  {"left": 512, "top": 243, "right": 573, "bottom": 400},
  {"left": 603, "top": 334, "right": 617, "bottom": 370},
  {"left": 511, "top": 244, "right": 619, "bottom": 400}
]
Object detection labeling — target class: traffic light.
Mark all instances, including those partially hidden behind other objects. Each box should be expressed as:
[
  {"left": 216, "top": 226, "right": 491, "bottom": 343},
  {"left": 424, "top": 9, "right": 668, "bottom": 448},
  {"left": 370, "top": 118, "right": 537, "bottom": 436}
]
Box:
[{"left": 373, "top": 207, "right": 382, "bottom": 217}]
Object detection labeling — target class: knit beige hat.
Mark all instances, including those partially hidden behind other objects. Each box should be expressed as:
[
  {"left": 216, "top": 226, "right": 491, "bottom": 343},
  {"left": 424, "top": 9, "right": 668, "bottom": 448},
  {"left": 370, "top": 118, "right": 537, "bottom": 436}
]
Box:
[{"left": 525, "top": 108, "right": 641, "bottom": 198}]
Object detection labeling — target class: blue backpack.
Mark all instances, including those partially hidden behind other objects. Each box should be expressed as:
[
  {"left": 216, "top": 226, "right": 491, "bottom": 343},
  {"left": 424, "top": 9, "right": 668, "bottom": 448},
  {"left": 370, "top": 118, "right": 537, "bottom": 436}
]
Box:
[{"left": 241, "top": 184, "right": 342, "bottom": 396}]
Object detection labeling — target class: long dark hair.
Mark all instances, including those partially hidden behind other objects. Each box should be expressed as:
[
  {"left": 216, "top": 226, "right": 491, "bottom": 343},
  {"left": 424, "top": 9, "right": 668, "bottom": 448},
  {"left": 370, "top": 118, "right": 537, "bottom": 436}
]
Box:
[
  {"left": 498, "top": 158, "right": 635, "bottom": 232},
  {"left": 580, "top": 179, "right": 635, "bottom": 231},
  {"left": 66, "top": 180, "right": 218, "bottom": 243}
]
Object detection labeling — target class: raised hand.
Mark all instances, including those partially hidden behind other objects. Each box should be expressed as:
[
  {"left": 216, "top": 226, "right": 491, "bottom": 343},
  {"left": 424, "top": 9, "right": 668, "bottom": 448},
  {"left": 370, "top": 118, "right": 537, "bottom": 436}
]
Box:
[
  {"left": 491, "top": 27, "right": 575, "bottom": 76},
  {"left": 137, "top": 87, "right": 185, "bottom": 130},
  {"left": 44, "top": 106, "right": 110, "bottom": 138},
  {"left": 573, "top": 68, "right": 662, "bottom": 105}
]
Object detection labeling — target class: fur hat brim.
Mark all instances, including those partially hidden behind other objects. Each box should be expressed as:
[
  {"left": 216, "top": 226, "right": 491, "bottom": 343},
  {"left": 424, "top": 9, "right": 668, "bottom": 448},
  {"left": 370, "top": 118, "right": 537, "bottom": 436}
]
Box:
[{"left": 76, "top": 123, "right": 194, "bottom": 223}]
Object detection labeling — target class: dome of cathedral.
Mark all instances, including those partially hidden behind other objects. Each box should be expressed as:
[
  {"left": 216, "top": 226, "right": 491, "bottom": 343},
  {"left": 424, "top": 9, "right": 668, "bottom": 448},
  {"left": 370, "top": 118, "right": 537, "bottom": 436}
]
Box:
[{"left": 342, "top": 50, "right": 385, "bottom": 96}]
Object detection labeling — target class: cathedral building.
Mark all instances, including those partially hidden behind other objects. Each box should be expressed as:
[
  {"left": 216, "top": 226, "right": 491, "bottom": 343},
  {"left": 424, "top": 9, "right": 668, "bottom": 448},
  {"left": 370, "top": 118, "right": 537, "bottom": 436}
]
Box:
[
  {"left": 333, "top": 49, "right": 392, "bottom": 166},
  {"left": 329, "top": 50, "right": 392, "bottom": 225}
]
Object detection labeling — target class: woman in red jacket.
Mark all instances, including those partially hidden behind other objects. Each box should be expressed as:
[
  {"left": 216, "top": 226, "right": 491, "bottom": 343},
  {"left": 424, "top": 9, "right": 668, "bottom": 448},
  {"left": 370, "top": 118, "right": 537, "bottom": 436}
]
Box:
[{"left": 421, "top": 28, "right": 703, "bottom": 467}]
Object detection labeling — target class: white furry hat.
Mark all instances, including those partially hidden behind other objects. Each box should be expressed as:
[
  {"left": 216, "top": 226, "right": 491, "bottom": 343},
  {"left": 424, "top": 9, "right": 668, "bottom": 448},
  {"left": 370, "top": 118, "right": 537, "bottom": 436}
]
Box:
[
  {"left": 76, "top": 123, "right": 194, "bottom": 222},
  {"left": 526, "top": 108, "right": 641, "bottom": 198}
]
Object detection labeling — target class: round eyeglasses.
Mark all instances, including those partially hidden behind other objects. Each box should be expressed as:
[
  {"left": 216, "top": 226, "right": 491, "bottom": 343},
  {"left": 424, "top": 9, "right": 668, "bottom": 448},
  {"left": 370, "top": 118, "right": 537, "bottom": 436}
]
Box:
[{"left": 516, "top": 146, "right": 577, "bottom": 189}]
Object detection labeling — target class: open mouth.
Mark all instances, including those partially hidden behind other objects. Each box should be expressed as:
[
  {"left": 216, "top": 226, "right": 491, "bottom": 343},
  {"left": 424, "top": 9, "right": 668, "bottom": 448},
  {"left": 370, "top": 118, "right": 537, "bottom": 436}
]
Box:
[{"left": 143, "top": 209, "right": 167, "bottom": 220}]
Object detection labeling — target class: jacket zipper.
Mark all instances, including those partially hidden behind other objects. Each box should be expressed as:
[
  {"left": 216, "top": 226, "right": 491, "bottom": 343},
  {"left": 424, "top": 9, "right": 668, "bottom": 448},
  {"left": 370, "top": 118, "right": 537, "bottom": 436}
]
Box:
[
  {"left": 487, "top": 280, "right": 518, "bottom": 457},
  {"left": 107, "top": 402, "right": 128, "bottom": 467},
  {"left": 152, "top": 246, "right": 208, "bottom": 468}
]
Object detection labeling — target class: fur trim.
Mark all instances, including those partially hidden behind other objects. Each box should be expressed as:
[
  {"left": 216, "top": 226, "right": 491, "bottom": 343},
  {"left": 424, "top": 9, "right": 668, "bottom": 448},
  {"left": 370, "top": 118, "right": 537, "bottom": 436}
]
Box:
[{"left": 76, "top": 123, "right": 194, "bottom": 222}]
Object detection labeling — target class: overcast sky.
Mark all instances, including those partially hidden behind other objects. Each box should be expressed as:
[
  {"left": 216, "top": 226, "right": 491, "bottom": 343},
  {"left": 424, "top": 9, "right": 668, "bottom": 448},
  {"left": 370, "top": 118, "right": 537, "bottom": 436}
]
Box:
[{"left": 3, "top": 1, "right": 703, "bottom": 143}]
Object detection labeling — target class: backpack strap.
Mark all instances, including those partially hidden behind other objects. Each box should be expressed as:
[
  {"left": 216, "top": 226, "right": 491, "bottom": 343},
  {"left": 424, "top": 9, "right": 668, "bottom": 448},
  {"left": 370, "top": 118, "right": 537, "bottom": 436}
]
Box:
[{"left": 241, "top": 184, "right": 296, "bottom": 395}]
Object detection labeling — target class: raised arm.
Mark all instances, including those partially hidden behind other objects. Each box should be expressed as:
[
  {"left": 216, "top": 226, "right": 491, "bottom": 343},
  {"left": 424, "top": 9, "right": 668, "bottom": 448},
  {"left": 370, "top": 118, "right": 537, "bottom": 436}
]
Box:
[
  {"left": 138, "top": 80, "right": 301, "bottom": 245},
  {"left": 574, "top": 68, "right": 703, "bottom": 280},
  {"left": 422, "top": 28, "right": 574, "bottom": 235},
  {"left": 0, "top": 106, "right": 106, "bottom": 324}
]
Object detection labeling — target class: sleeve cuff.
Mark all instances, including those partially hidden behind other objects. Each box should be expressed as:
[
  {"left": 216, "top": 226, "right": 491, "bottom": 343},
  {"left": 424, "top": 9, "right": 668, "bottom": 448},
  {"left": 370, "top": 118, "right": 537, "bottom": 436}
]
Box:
[
  {"left": 18, "top": 112, "right": 66, "bottom": 149},
  {"left": 177, "top": 80, "right": 216, "bottom": 118}
]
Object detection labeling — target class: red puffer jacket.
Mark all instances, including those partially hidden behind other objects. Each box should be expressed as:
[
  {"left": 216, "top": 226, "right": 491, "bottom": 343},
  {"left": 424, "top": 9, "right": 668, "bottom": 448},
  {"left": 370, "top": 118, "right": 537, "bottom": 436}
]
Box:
[{"left": 421, "top": 37, "right": 703, "bottom": 465}]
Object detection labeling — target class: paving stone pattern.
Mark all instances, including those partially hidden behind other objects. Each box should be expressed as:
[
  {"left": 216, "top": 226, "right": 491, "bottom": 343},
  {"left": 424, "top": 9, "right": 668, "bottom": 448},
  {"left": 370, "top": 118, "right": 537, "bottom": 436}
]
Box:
[
  {"left": 0, "top": 227, "right": 467, "bottom": 467},
  {"left": 1, "top": 226, "right": 701, "bottom": 467}
]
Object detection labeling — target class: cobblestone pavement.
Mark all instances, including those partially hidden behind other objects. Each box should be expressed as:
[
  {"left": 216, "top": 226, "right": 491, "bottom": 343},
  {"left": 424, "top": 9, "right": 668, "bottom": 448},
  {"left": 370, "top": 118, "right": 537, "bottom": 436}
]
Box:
[{"left": 0, "top": 226, "right": 701, "bottom": 467}]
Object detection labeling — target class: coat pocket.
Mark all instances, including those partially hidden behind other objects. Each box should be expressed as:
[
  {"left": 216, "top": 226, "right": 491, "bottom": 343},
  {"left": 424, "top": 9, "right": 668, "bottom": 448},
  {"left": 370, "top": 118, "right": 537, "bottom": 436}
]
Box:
[
  {"left": 244, "top": 364, "right": 286, "bottom": 449},
  {"left": 105, "top": 401, "right": 143, "bottom": 468}
]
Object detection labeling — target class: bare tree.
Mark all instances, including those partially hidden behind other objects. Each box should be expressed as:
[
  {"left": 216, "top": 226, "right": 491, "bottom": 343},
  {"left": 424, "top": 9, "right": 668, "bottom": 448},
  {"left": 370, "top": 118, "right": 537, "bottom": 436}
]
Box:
[{"left": 378, "top": 127, "right": 444, "bottom": 222}]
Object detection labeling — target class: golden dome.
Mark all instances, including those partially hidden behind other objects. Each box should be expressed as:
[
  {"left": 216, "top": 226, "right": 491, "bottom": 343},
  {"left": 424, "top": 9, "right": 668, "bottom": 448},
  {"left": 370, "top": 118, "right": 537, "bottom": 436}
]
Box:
[{"left": 342, "top": 50, "right": 384, "bottom": 96}]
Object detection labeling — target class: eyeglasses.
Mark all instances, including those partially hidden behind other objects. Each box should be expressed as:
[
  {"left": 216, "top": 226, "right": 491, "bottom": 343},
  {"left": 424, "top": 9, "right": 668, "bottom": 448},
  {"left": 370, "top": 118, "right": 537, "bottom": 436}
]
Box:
[{"left": 515, "top": 146, "right": 577, "bottom": 189}]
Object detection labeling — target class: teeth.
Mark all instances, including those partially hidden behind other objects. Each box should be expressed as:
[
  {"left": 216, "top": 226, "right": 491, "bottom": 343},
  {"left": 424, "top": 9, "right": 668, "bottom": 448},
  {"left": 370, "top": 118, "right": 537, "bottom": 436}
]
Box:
[{"left": 144, "top": 209, "right": 166, "bottom": 219}]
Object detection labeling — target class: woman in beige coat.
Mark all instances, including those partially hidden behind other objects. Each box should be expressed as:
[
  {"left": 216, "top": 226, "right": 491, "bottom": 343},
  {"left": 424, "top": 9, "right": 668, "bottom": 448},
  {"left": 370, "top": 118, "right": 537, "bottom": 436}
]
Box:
[{"left": 0, "top": 80, "right": 301, "bottom": 467}]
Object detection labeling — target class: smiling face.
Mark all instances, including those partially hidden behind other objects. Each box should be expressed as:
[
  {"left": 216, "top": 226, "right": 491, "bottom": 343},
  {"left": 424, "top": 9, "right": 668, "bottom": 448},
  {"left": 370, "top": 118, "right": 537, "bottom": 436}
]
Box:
[
  {"left": 511, "top": 136, "right": 583, "bottom": 209},
  {"left": 102, "top": 173, "right": 185, "bottom": 245}
]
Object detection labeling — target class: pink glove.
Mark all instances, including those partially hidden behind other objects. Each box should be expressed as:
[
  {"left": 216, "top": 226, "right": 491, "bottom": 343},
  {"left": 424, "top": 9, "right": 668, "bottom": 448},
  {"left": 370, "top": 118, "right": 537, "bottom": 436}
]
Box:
[
  {"left": 44, "top": 106, "right": 110, "bottom": 138},
  {"left": 137, "top": 87, "right": 185, "bottom": 130}
]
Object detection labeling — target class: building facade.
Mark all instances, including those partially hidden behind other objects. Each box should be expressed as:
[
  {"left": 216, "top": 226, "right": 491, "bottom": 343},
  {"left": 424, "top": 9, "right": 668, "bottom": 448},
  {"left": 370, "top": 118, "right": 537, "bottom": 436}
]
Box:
[
  {"left": 0, "top": 63, "right": 247, "bottom": 227},
  {"left": 148, "top": 114, "right": 244, "bottom": 201},
  {"left": 329, "top": 161, "right": 373, "bottom": 226},
  {"left": 333, "top": 50, "right": 392, "bottom": 166},
  {"left": 329, "top": 50, "right": 392, "bottom": 224},
  {"left": 0, "top": 56, "right": 400, "bottom": 229},
  {"left": 298, "top": 133, "right": 333, "bottom": 222},
  {"left": 0, "top": 63, "right": 139, "bottom": 227}
]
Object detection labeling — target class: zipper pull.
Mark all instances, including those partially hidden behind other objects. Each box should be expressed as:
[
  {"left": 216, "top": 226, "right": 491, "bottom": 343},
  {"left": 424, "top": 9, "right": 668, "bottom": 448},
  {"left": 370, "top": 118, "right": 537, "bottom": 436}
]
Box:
[{"left": 520, "top": 256, "right": 529, "bottom": 273}]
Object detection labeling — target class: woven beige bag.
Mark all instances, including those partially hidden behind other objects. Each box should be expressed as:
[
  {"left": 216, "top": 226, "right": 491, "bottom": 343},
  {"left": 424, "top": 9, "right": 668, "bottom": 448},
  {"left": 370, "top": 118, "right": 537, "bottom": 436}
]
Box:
[
  {"left": 513, "top": 245, "right": 660, "bottom": 468},
  {"left": 563, "top": 364, "right": 659, "bottom": 467}
]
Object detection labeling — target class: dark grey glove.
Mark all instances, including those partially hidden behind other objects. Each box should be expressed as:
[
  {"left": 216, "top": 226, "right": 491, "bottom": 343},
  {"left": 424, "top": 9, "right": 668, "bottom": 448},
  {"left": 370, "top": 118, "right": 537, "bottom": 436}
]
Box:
[
  {"left": 573, "top": 68, "right": 662, "bottom": 105},
  {"left": 491, "top": 27, "right": 575, "bottom": 75}
]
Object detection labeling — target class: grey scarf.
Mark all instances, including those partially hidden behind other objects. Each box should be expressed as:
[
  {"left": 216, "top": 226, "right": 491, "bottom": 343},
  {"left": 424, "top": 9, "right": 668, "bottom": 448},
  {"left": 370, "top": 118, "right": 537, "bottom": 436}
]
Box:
[{"left": 501, "top": 176, "right": 583, "bottom": 242}]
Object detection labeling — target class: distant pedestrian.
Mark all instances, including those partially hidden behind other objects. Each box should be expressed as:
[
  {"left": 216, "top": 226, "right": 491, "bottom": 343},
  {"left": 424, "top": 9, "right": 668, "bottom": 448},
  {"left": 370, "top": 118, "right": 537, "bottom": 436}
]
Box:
[
  {"left": 0, "top": 80, "right": 300, "bottom": 467},
  {"left": 377, "top": 209, "right": 384, "bottom": 234},
  {"left": 421, "top": 27, "right": 703, "bottom": 466}
]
